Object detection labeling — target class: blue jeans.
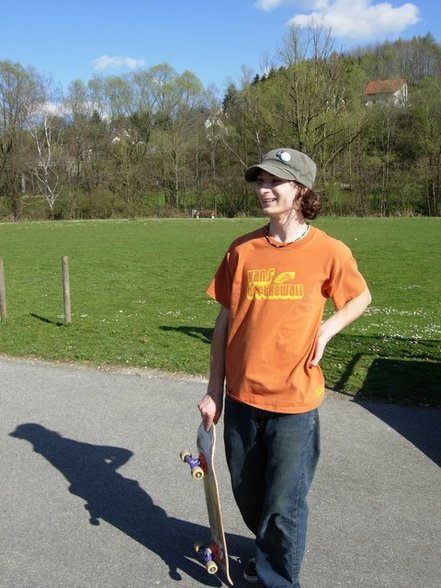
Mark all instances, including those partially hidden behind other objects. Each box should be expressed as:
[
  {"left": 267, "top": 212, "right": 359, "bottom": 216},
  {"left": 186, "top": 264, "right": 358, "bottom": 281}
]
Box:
[{"left": 224, "top": 397, "right": 320, "bottom": 588}]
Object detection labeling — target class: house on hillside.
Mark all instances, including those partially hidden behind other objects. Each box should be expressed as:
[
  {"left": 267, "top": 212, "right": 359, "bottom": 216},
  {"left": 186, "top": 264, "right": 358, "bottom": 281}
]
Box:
[{"left": 365, "top": 78, "right": 408, "bottom": 107}]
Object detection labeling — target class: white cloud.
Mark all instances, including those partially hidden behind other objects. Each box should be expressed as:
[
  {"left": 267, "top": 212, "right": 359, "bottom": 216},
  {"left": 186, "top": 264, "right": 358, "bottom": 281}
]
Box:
[
  {"left": 288, "top": 0, "right": 420, "bottom": 39},
  {"left": 256, "top": 1, "right": 329, "bottom": 10},
  {"left": 255, "top": 0, "right": 286, "bottom": 10},
  {"left": 256, "top": 0, "right": 420, "bottom": 40},
  {"left": 93, "top": 55, "right": 145, "bottom": 72}
]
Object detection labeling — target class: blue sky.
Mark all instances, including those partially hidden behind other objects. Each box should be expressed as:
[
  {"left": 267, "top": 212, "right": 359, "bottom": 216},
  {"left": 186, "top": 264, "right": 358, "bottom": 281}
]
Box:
[{"left": 3, "top": 0, "right": 440, "bottom": 95}]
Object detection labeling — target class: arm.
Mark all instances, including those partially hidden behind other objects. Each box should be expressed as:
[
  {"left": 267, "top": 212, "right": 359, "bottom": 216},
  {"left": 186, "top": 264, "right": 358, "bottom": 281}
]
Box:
[
  {"left": 309, "top": 286, "right": 372, "bottom": 367},
  {"left": 198, "top": 305, "right": 229, "bottom": 431}
]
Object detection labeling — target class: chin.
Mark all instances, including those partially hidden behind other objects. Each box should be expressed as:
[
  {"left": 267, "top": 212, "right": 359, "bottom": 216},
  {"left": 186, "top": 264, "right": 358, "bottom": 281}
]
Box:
[{"left": 262, "top": 205, "right": 280, "bottom": 214}]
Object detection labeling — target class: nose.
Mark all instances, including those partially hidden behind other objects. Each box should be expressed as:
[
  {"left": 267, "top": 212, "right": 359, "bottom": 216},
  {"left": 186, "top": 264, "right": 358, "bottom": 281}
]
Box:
[{"left": 257, "top": 181, "right": 272, "bottom": 192}]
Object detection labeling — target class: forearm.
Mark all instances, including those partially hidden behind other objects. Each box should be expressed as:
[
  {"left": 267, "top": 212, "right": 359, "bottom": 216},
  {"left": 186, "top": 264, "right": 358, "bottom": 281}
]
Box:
[
  {"left": 198, "top": 306, "right": 229, "bottom": 429},
  {"left": 321, "top": 286, "right": 372, "bottom": 343},
  {"left": 207, "top": 307, "right": 229, "bottom": 399}
]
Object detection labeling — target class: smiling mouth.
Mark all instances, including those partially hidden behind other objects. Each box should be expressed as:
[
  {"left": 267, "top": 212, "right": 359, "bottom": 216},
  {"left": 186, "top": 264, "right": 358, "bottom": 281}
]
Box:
[{"left": 261, "top": 198, "right": 277, "bottom": 204}]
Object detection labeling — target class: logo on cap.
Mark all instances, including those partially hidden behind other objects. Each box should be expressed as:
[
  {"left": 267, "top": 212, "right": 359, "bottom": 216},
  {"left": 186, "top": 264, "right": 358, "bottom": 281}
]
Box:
[{"left": 275, "top": 150, "right": 291, "bottom": 163}]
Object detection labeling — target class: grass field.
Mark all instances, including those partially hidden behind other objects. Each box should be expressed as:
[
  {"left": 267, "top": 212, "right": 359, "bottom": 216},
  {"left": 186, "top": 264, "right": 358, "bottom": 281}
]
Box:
[{"left": 0, "top": 217, "right": 439, "bottom": 405}]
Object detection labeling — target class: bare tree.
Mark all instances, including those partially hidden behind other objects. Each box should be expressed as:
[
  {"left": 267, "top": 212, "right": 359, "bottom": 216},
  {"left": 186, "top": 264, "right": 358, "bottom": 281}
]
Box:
[{"left": 27, "top": 107, "right": 64, "bottom": 218}]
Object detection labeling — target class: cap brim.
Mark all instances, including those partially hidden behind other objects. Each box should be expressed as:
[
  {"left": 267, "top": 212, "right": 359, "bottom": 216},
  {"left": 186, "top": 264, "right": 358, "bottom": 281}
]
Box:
[{"left": 245, "top": 163, "right": 294, "bottom": 182}]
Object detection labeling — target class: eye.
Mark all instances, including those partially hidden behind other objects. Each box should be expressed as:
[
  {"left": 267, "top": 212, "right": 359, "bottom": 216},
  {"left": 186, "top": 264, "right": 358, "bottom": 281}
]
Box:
[{"left": 256, "top": 175, "right": 285, "bottom": 186}]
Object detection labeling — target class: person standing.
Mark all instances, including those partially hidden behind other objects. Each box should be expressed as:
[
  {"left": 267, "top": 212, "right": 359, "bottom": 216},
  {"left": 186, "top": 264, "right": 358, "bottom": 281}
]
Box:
[{"left": 198, "top": 148, "right": 371, "bottom": 587}]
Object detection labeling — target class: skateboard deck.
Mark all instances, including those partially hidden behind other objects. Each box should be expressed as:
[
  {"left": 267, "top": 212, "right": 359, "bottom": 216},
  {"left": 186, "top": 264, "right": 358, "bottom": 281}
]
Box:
[{"left": 180, "top": 422, "right": 233, "bottom": 585}]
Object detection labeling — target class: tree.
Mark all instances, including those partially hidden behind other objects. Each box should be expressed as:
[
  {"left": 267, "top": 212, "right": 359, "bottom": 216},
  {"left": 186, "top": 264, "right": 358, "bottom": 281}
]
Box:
[
  {"left": 409, "top": 77, "right": 441, "bottom": 215},
  {"left": 350, "top": 34, "right": 441, "bottom": 84},
  {"left": 148, "top": 65, "right": 208, "bottom": 209},
  {"left": 27, "top": 107, "right": 65, "bottom": 218},
  {"left": 2, "top": 34, "right": 441, "bottom": 220},
  {"left": 64, "top": 80, "right": 109, "bottom": 194},
  {"left": 0, "top": 60, "right": 45, "bottom": 218},
  {"left": 243, "top": 25, "right": 368, "bottom": 187}
]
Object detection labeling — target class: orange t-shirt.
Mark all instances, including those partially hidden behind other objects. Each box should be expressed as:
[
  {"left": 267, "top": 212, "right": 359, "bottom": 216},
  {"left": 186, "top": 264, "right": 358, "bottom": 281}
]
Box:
[{"left": 207, "top": 225, "right": 367, "bottom": 414}]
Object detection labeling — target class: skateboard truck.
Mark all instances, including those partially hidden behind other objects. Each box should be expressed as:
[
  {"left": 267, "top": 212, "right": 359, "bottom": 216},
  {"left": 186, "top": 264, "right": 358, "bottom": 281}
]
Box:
[
  {"left": 194, "top": 542, "right": 221, "bottom": 575},
  {"left": 180, "top": 450, "right": 206, "bottom": 480}
]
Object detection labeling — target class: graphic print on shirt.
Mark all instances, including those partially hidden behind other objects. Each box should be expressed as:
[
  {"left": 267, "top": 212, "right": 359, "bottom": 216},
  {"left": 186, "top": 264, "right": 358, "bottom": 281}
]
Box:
[{"left": 247, "top": 268, "right": 304, "bottom": 300}]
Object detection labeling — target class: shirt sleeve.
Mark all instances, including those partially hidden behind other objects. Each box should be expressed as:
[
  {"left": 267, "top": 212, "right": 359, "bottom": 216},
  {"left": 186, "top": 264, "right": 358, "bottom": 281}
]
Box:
[
  {"left": 322, "top": 252, "right": 367, "bottom": 311},
  {"left": 206, "top": 249, "right": 235, "bottom": 309}
]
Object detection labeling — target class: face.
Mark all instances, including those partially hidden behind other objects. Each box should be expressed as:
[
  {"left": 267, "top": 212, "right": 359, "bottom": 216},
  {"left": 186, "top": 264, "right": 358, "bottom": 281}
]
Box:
[{"left": 255, "top": 171, "right": 300, "bottom": 216}]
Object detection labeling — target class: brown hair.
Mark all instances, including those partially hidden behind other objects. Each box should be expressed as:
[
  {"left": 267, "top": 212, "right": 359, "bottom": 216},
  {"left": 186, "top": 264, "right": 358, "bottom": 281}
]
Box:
[{"left": 295, "top": 184, "right": 322, "bottom": 220}]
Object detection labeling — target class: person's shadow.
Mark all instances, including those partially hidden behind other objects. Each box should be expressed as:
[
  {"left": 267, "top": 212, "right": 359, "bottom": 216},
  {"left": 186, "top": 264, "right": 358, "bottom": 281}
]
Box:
[{"left": 10, "top": 423, "right": 253, "bottom": 586}]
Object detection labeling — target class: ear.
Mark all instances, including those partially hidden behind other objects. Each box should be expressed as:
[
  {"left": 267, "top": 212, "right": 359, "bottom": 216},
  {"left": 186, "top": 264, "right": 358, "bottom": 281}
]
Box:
[{"left": 291, "top": 183, "right": 303, "bottom": 208}]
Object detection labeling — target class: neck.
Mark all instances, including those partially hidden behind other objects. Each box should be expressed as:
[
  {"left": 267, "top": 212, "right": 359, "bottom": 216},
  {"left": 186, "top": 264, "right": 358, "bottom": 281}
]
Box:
[{"left": 268, "top": 210, "right": 308, "bottom": 243}]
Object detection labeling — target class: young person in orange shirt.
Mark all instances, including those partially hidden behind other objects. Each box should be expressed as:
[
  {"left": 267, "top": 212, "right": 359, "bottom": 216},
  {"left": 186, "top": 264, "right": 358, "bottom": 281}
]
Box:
[{"left": 198, "top": 148, "right": 371, "bottom": 587}]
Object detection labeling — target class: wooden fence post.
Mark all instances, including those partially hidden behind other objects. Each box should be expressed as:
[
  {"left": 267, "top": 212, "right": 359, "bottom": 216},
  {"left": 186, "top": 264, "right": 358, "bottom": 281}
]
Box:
[
  {"left": 62, "top": 256, "right": 71, "bottom": 325},
  {"left": 0, "top": 257, "right": 7, "bottom": 320}
]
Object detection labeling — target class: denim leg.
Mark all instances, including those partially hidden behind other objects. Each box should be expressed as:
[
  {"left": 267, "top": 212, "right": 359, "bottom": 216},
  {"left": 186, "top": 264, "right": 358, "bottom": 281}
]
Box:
[
  {"left": 224, "top": 397, "right": 266, "bottom": 535},
  {"left": 256, "top": 409, "right": 320, "bottom": 588},
  {"left": 224, "top": 398, "right": 320, "bottom": 588}
]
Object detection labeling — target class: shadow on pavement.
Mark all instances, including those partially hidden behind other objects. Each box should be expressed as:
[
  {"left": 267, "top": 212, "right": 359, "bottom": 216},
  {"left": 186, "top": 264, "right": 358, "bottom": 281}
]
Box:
[
  {"left": 329, "top": 340, "right": 441, "bottom": 468},
  {"left": 333, "top": 336, "right": 440, "bottom": 407},
  {"left": 354, "top": 400, "right": 441, "bottom": 467},
  {"left": 10, "top": 423, "right": 253, "bottom": 586}
]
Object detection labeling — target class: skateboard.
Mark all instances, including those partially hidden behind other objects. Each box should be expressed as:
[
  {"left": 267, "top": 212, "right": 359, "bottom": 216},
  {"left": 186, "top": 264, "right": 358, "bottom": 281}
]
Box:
[{"left": 180, "top": 422, "right": 233, "bottom": 585}]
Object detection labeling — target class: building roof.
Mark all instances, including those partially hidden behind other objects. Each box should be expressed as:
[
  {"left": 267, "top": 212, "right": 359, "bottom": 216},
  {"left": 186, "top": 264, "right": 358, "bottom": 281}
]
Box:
[{"left": 365, "top": 78, "right": 406, "bottom": 95}]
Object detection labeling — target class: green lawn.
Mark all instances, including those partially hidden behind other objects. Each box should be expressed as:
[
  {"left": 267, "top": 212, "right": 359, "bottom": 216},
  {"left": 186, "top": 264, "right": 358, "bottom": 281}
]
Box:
[{"left": 0, "top": 217, "right": 439, "bottom": 405}]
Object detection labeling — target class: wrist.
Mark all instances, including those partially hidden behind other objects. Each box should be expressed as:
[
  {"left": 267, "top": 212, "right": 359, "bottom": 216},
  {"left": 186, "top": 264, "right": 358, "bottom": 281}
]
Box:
[{"left": 207, "top": 387, "right": 224, "bottom": 399}]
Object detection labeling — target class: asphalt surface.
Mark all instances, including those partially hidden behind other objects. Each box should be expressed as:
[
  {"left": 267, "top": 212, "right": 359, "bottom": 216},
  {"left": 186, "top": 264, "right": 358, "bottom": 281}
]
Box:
[{"left": 1, "top": 355, "right": 440, "bottom": 588}]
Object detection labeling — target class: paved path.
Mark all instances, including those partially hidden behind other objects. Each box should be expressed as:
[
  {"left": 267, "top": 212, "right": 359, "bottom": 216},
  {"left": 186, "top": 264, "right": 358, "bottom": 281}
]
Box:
[{"left": 1, "top": 356, "right": 440, "bottom": 587}]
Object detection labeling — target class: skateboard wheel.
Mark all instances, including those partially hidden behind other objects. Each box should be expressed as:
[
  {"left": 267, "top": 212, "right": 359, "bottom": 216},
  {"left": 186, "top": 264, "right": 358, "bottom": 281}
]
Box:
[
  {"left": 180, "top": 450, "right": 191, "bottom": 462},
  {"left": 194, "top": 542, "right": 203, "bottom": 553},
  {"left": 191, "top": 466, "right": 204, "bottom": 480},
  {"left": 206, "top": 562, "right": 218, "bottom": 575}
]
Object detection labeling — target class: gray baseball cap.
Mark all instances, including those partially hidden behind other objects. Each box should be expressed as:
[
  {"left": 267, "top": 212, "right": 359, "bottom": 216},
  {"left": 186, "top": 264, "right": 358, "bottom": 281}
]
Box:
[{"left": 245, "top": 148, "right": 316, "bottom": 189}]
